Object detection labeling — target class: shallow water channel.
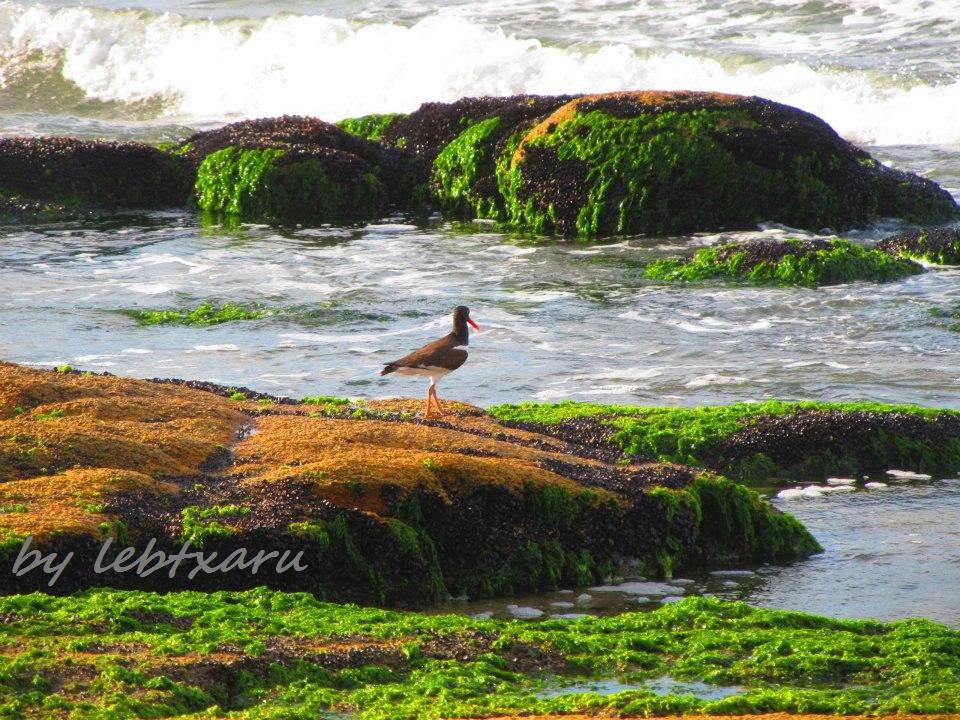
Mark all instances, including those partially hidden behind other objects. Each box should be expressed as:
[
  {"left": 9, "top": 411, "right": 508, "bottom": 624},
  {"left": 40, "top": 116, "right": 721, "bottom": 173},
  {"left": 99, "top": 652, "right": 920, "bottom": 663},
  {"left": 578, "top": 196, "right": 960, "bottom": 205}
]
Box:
[{"left": 431, "top": 474, "right": 960, "bottom": 627}]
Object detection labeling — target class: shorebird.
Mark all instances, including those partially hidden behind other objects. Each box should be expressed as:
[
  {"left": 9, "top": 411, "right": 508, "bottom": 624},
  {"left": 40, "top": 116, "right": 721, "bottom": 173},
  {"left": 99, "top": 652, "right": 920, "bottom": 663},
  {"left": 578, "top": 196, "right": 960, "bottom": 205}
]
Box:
[{"left": 380, "top": 306, "right": 480, "bottom": 419}]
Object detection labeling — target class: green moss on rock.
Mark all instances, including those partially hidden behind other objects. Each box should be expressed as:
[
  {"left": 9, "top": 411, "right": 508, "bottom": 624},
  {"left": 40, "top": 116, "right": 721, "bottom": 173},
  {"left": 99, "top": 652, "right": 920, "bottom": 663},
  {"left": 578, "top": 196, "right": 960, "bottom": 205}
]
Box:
[
  {"left": 194, "top": 145, "right": 385, "bottom": 223},
  {"left": 645, "top": 237, "right": 923, "bottom": 286},
  {"left": 336, "top": 113, "right": 405, "bottom": 141},
  {"left": 489, "top": 400, "right": 960, "bottom": 483},
  {"left": 645, "top": 473, "right": 820, "bottom": 575},
  {"left": 431, "top": 116, "right": 503, "bottom": 217}
]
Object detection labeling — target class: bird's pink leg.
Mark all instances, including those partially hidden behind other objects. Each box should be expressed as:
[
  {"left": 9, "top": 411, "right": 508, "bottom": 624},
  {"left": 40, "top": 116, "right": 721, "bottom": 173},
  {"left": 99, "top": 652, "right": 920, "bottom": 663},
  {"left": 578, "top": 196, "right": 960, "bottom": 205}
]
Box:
[
  {"left": 425, "top": 383, "right": 438, "bottom": 419},
  {"left": 432, "top": 386, "right": 448, "bottom": 416}
]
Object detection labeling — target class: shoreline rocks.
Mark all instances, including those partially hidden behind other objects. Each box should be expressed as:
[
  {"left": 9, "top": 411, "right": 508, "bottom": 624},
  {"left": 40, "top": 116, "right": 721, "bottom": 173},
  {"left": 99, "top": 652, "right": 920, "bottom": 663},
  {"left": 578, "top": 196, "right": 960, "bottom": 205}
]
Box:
[
  {"left": 2, "top": 92, "right": 957, "bottom": 234},
  {"left": 2, "top": 591, "right": 958, "bottom": 716},
  {"left": 877, "top": 226, "right": 960, "bottom": 265}
]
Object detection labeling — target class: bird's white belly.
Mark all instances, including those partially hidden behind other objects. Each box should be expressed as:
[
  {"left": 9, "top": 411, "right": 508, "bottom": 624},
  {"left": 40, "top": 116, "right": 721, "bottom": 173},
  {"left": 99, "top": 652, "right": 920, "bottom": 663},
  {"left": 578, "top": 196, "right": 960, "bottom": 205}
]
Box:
[{"left": 394, "top": 366, "right": 451, "bottom": 382}]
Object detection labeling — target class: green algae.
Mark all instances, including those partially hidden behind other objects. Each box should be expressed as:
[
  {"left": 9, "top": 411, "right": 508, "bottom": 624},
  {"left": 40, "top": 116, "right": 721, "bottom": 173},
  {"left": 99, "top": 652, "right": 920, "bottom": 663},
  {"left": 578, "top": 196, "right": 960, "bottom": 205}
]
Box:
[
  {"left": 378, "top": 485, "right": 620, "bottom": 601},
  {"left": 336, "top": 113, "right": 404, "bottom": 142},
  {"left": 488, "top": 400, "right": 960, "bottom": 483},
  {"left": 431, "top": 116, "right": 502, "bottom": 217},
  {"left": 874, "top": 173, "right": 960, "bottom": 225},
  {"left": 195, "top": 147, "right": 287, "bottom": 216},
  {"left": 33, "top": 408, "right": 64, "bottom": 422},
  {"left": 122, "top": 302, "right": 269, "bottom": 327},
  {"left": 0, "top": 591, "right": 957, "bottom": 718},
  {"left": 179, "top": 505, "right": 250, "bottom": 548},
  {"left": 646, "top": 238, "right": 923, "bottom": 287},
  {"left": 194, "top": 146, "right": 384, "bottom": 223},
  {"left": 301, "top": 395, "right": 352, "bottom": 407},
  {"left": 648, "top": 474, "right": 821, "bottom": 575}
]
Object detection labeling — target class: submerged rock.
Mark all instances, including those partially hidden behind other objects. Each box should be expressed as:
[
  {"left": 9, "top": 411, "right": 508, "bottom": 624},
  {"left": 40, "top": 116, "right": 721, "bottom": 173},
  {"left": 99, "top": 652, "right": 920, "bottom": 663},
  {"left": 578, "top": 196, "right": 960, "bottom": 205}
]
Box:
[
  {"left": 877, "top": 225, "right": 960, "bottom": 265},
  {"left": 0, "top": 362, "right": 818, "bottom": 602},
  {"left": 645, "top": 237, "right": 923, "bottom": 286},
  {"left": 3, "top": 592, "right": 958, "bottom": 717},
  {"left": 0, "top": 137, "right": 191, "bottom": 217}
]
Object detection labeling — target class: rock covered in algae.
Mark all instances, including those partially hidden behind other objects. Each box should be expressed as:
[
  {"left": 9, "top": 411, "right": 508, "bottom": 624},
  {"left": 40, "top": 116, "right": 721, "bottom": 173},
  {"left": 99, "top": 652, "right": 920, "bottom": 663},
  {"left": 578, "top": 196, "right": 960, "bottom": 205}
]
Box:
[
  {"left": 645, "top": 237, "right": 924, "bottom": 286},
  {"left": 177, "top": 115, "right": 408, "bottom": 224},
  {"left": 3, "top": 94, "right": 958, "bottom": 233},
  {"left": 489, "top": 400, "right": 960, "bottom": 484},
  {"left": 0, "top": 362, "right": 818, "bottom": 601},
  {"left": 0, "top": 137, "right": 191, "bottom": 218},
  {"left": 877, "top": 225, "right": 960, "bottom": 265}
]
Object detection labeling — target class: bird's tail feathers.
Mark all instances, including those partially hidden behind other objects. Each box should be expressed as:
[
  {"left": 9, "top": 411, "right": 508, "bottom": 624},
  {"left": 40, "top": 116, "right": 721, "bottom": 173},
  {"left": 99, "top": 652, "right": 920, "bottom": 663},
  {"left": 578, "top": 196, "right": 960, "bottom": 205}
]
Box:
[{"left": 379, "top": 364, "right": 397, "bottom": 376}]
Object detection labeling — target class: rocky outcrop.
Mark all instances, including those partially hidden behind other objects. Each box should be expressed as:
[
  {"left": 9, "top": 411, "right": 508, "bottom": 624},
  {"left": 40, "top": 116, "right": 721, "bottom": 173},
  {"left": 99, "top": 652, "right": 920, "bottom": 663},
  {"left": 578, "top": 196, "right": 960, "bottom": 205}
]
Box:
[
  {"left": 0, "top": 362, "right": 819, "bottom": 602},
  {"left": 487, "top": 92, "right": 958, "bottom": 236},
  {"left": 645, "top": 237, "right": 923, "bottom": 286},
  {"left": 2, "top": 592, "right": 958, "bottom": 717}
]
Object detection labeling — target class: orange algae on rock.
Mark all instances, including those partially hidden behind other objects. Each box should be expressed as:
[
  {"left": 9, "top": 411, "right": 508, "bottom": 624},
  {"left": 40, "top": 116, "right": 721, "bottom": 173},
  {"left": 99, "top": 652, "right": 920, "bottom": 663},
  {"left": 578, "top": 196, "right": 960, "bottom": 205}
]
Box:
[
  {"left": 0, "top": 468, "right": 178, "bottom": 539},
  {"left": 231, "top": 413, "right": 612, "bottom": 514},
  {"left": 0, "top": 362, "right": 819, "bottom": 601},
  {"left": 0, "top": 361, "right": 244, "bottom": 548},
  {"left": 0, "top": 361, "right": 247, "bottom": 483}
]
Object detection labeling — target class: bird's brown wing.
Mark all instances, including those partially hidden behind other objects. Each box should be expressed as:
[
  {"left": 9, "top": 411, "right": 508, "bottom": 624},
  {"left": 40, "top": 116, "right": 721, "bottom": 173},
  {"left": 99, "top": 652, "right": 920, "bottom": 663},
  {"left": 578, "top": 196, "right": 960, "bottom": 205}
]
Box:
[{"left": 380, "top": 334, "right": 467, "bottom": 375}]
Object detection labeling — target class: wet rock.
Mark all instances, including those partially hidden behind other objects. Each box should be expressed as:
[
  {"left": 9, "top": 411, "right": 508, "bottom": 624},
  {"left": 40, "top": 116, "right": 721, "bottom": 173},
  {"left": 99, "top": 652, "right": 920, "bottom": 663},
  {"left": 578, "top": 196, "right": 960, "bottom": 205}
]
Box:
[
  {"left": 377, "top": 94, "right": 573, "bottom": 215},
  {"left": 493, "top": 400, "right": 960, "bottom": 485},
  {"left": 496, "top": 91, "right": 959, "bottom": 236},
  {"left": 0, "top": 137, "right": 192, "bottom": 217},
  {"left": 877, "top": 226, "right": 960, "bottom": 265}
]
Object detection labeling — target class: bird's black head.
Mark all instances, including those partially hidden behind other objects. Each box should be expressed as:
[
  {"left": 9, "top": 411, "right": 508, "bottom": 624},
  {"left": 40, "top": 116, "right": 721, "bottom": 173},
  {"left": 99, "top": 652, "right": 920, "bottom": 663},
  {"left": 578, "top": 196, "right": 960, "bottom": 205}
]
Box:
[{"left": 452, "top": 305, "right": 480, "bottom": 342}]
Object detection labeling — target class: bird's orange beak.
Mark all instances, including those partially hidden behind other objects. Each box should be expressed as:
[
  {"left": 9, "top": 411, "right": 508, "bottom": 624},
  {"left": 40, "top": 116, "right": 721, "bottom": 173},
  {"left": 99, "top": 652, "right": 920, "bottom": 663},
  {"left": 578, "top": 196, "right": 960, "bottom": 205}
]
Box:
[{"left": 468, "top": 317, "right": 480, "bottom": 331}]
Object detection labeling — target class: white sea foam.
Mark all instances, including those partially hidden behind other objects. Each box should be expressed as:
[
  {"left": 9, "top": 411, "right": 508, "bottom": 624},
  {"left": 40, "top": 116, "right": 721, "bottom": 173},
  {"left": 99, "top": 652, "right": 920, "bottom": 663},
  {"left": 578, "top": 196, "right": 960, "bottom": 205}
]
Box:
[
  {"left": 777, "top": 484, "right": 856, "bottom": 499},
  {"left": 506, "top": 604, "right": 544, "bottom": 619},
  {"left": 886, "top": 469, "right": 933, "bottom": 481},
  {"left": 589, "top": 581, "right": 681, "bottom": 596},
  {"left": 1, "top": 1, "right": 959, "bottom": 145},
  {"left": 684, "top": 373, "right": 749, "bottom": 389}
]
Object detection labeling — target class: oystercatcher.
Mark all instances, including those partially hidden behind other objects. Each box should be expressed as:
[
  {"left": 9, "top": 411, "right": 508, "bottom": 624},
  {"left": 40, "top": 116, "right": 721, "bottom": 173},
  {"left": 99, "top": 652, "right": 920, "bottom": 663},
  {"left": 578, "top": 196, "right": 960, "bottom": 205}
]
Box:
[{"left": 380, "top": 306, "right": 481, "bottom": 419}]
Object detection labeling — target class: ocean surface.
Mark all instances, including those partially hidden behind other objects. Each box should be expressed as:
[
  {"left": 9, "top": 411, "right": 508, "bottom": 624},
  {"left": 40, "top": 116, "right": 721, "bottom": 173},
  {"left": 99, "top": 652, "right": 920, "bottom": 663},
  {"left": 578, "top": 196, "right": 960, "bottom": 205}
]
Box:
[{"left": 1, "top": 0, "right": 959, "bottom": 623}]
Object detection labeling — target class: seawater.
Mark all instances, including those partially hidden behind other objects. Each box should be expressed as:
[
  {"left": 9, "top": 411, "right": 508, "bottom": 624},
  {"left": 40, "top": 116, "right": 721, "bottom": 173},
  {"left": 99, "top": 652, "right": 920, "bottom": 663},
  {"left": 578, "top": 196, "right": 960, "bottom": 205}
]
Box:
[{"left": 0, "top": 0, "right": 959, "bottom": 149}]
